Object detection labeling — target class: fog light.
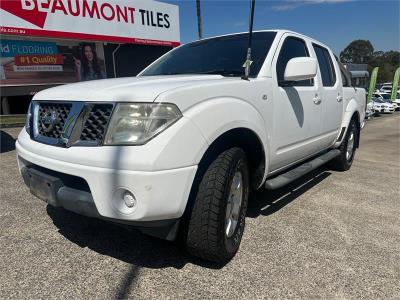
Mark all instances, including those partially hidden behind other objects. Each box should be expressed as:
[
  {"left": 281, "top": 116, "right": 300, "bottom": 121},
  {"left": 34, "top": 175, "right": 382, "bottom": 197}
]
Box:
[
  {"left": 112, "top": 188, "right": 138, "bottom": 214},
  {"left": 123, "top": 192, "right": 136, "bottom": 208}
]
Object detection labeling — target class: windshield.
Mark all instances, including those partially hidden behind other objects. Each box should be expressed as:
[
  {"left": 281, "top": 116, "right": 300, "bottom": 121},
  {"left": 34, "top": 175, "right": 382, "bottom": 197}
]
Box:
[
  {"left": 380, "top": 93, "right": 391, "bottom": 100},
  {"left": 141, "top": 32, "right": 277, "bottom": 78}
]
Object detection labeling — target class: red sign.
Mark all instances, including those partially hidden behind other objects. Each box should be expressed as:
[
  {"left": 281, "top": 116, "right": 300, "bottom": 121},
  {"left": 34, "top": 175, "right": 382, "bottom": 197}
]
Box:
[
  {"left": 0, "top": 0, "right": 180, "bottom": 47},
  {"left": 0, "top": 0, "right": 47, "bottom": 28},
  {"left": 15, "top": 54, "right": 64, "bottom": 65}
]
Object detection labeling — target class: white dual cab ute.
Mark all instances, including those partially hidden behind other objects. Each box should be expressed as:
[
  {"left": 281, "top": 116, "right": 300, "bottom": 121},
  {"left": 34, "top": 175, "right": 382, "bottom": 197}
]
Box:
[{"left": 17, "top": 30, "right": 366, "bottom": 263}]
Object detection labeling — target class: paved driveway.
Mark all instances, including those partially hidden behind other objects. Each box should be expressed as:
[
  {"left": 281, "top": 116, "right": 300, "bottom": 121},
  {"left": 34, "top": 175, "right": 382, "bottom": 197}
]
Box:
[{"left": 1, "top": 114, "right": 399, "bottom": 299}]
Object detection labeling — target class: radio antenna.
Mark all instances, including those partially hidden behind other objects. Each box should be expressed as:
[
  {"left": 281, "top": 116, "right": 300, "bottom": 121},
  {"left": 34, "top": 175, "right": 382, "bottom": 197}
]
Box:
[{"left": 242, "top": 0, "right": 255, "bottom": 80}]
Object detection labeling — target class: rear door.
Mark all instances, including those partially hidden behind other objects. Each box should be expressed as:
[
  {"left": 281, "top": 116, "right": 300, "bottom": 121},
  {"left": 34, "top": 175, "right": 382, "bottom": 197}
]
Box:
[
  {"left": 269, "top": 34, "right": 323, "bottom": 171},
  {"left": 312, "top": 44, "right": 343, "bottom": 147}
]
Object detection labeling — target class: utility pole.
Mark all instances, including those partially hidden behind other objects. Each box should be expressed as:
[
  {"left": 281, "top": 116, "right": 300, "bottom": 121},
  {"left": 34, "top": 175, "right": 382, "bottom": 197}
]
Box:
[{"left": 196, "top": 0, "right": 203, "bottom": 40}]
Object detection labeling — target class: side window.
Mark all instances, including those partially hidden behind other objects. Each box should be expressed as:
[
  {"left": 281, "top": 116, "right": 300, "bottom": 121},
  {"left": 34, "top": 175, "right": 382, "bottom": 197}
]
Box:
[
  {"left": 334, "top": 55, "right": 351, "bottom": 87},
  {"left": 313, "top": 44, "right": 336, "bottom": 87},
  {"left": 276, "top": 37, "right": 313, "bottom": 86},
  {"left": 340, "top": 69, "right": 350, "bottom": 87}
]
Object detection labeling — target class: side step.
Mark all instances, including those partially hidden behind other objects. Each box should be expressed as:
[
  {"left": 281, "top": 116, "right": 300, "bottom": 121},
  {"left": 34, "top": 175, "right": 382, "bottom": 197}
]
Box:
[{"left": 265, "top": 149, "right": 341, "bottom": 190}]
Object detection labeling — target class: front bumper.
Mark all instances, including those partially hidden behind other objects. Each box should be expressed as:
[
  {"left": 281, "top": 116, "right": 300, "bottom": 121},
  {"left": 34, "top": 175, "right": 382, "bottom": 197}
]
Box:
[
  {"left": 373, "top": 107, "right": 381, "bottom": 113},
  {"left": 383, "top": 107, "right": 395, "bottom": 113},
  {"left": 16, "top": 138, "right": 197, "bottom": 223}
]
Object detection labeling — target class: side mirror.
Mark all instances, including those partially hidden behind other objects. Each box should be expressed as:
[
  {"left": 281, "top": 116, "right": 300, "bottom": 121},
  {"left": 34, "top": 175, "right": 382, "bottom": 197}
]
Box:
[{"left": 284, "top": 57, "right": 317, "bottom": 82}]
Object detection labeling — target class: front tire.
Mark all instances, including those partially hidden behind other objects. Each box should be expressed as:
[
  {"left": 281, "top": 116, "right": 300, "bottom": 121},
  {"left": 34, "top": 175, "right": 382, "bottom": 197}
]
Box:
[
  {"left": 330, "top": 119, "right": 359, "bottom": 171},
  {"left": 185, "top": 147, "right": 249, "bottom": 263}
]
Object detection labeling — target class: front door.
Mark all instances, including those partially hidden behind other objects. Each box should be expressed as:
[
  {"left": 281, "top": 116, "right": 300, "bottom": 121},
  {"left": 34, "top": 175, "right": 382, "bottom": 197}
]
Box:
[{"left": 269, "top": 35, "right": 323, "bottom": 171}]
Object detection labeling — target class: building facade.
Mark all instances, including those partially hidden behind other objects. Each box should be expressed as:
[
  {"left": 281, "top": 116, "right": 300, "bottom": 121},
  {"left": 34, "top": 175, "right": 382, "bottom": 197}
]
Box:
[{"left": 0, "top": 0, "right": 180, "bottom": 115}]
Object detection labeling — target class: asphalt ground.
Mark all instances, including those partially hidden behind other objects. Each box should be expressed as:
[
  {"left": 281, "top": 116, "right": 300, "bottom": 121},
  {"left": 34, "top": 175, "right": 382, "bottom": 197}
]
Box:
[{"left": 1, "top": 113, "right": 399, "bottom": 299}]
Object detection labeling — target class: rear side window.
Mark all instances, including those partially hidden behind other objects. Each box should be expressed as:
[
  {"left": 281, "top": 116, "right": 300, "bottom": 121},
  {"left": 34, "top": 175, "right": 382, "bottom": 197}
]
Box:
[
  {"left": 334, "top": 55, "right": 351, "bottom": 87},
  {"left": 313, "top": 44, "right": 336, "bottom": 87},
  {"left": 340, "top": 69, "right": 351, "bottom": 87},
  {"left": 276, "top": 37, "right": 313, "bottom": 86}
]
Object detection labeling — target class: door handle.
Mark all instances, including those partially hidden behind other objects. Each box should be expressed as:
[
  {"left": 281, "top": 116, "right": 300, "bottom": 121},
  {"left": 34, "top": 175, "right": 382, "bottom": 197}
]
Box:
[
  {"left": 313, "top": 94, "right": 322, "bottom": 105},
  {"left": 337, "top": 95, "right": 343, "bottom": 102}
]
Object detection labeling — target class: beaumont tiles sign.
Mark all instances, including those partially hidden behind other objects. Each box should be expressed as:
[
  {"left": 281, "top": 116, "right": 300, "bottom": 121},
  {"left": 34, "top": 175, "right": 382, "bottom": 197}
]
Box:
[{"left": 0, "top": 0, "right": 180, "bottom": 47}]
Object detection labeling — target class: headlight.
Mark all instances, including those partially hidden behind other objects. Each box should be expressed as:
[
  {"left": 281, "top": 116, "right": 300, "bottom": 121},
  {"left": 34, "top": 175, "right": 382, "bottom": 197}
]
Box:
[
  {"left": 25, "top": 102, "right": 32, "bottom": 134},
  {"left": 104, "top": 103, "right": 182, "bottom": 145}
]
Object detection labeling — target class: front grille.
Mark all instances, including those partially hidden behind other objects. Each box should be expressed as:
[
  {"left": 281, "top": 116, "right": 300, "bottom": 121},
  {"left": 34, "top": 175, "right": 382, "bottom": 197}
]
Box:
[
  {"left": 80, "top": 104, "right": 113, "bottom": 142},
  {"left": 37, "top": 103, "right": 72, "bottom": 138},
  {"left": 34, "top": 101, "right": 114, "bottom": 147}
]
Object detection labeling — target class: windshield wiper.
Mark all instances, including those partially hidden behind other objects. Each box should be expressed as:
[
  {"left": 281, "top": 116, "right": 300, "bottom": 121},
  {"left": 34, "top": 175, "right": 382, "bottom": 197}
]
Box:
[
  {"left": 195, "top": 69, "right": 244, "bottom": 77},
  {"left": 161, "top": 70, "right": 244, "bottom": 77}
]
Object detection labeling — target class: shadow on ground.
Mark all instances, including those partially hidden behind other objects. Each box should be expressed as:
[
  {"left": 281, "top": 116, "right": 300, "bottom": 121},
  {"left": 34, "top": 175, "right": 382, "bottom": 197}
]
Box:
[
  {"left": 247, "top": 166, "right": 331, "bottom": 218},
  {"left": 47, "top": 166, "right": 331, "bottom": 270},
  {"left": 0, "top": 130, "right": 16, "bottom": 153},
  {"left": 47, "top": 165, "right": 332, "bottom": 297},
  {"left": 47, "top": 205, "right": 223, "bottom": 270}
]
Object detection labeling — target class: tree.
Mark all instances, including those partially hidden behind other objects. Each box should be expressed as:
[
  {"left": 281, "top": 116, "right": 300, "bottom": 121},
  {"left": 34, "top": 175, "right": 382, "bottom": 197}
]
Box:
[
  {"left": 369, "top": 51, "right": 400, "bottom": 83},
  {"left": 340, "top": 40, "right": 374, "bottom": 64},
  {"left": 340, "top": 40, "right": 399, "bottom": 83}
]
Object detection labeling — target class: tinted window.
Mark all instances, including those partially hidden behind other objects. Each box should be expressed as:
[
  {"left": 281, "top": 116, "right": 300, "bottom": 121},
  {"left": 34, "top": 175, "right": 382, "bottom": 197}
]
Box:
[
  {"left": 334, "top": 56, "right": 351, "bottom": 87},
  {"left": 276, "top": 37, "right": 313, "bottom": 86},
  {"left": 141, "top": 32, "right": 277, "bottom": 78},
  {"left": 313, "top": 44, "right": 336, "bottom": 87},
  {"left": 339, "top": 66, "right": 351, "bottom": 87},
  {"left": 340, "top": 69, "right": 350, "bottom": 87}
]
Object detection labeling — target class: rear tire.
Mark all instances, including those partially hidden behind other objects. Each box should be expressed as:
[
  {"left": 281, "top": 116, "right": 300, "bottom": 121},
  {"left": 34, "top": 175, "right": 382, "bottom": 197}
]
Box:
[
  {"left": 329, "top": 119, "right": 358, "bottom": 171},
  {"left": 184, "top": 147, "right": 249, "bottom": 263}
]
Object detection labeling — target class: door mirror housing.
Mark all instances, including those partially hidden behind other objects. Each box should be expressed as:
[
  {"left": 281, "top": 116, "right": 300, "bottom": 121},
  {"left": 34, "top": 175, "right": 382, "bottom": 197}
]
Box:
[{"left": 284, "top": 57, "right": 317, "bottom": 82}]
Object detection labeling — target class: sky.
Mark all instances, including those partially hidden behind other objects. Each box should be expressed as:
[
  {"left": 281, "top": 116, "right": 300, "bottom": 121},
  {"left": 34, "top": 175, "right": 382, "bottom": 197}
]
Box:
[{"left": 163, "top": 0, "right": 400, "bottom": 55}]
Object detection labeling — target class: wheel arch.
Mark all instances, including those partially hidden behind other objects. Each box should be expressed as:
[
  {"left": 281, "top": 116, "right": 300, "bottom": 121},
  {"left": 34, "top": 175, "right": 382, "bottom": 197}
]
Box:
[
  {"left": 198, "top": 127, "right": 266, "bottom": 190},
  {"left": 179, "top": 127, "right": 267, "bottom": 236},
  {"left": 350, "top": 111, "right": 361, "bottom": 148},
  {"left": 183, "top": 97, "right": 270, "bottom": 184},
  {"left": 335, "top": 99, "right": 362, "bottom": 148},
  {"left": 179, "top": 98, "right": 270, "bottom": 227}
]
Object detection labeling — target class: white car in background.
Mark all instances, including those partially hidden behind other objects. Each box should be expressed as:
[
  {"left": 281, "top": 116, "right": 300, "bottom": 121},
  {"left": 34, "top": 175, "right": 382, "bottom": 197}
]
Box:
[
  {"left": 379, "top": 83, "right": 399, "bottom": 94},
  {"left": 380, "top": 85, "right": 392, "bottom": 93},
  {"left": 392, "top": 92, "right": 400, "bottom": 110},
  {"left": 366, "top": 102, "right": 374, "bottom": 118},
  {"left": 374, "top": 92, "right": 397, "bottom": 111},
  {"left": 371, "top": 98, "right": 384, "bottom": 114},
  {"left": 376, "top": 90, "right": 400, "bottom": 110},
  {"left": 373, "top": 96, "right": 395, "bottom": 113}
]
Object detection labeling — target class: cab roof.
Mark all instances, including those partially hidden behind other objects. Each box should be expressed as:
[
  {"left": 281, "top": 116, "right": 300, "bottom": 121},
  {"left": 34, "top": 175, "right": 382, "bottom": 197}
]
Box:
[{"left": 194, "top": 29, "right": 331, "bottom": 51}]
